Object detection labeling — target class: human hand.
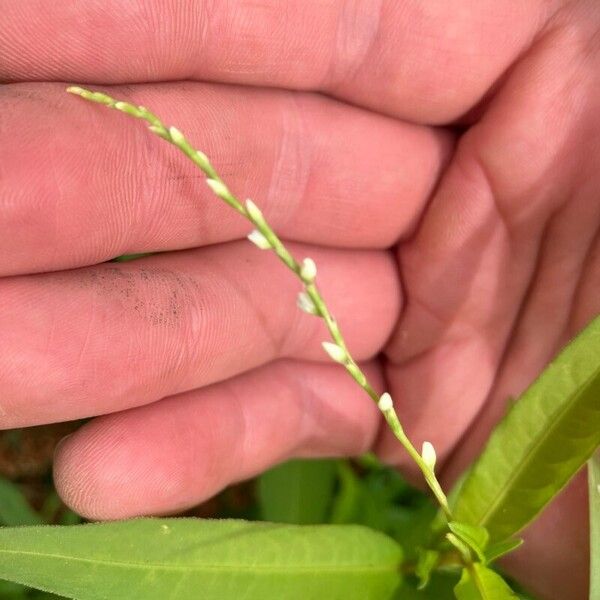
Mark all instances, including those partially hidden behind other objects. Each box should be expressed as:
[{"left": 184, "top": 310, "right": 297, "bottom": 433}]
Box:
[{"left": 1, "top": 2, "right": 598, "bottom": 598}]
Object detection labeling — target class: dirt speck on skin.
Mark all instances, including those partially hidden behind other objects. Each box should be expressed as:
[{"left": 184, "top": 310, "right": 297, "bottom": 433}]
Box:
[{"left": 51, "top": 265, "right": 203, "bottom": 328}]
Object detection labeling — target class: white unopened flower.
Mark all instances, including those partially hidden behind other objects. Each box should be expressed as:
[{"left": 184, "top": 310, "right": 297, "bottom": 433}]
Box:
[
  {"left": 245, "top": 199, "right": 264, "bottom": 223},
  {"left": 206, "top": 178, "right": 230, "bottom": 198},
  {"left": 322, "top": 341, "right": 347, "bottom": 364},
  {"left": 297, "top": 291, "right": 318, "bottom": 315},
  {"left": 300, "top": 258, "right": 317, "bottom": 283},
  {"left": 195, "top": 150, "right": 210, "bottom": 168},
  {"left": 148, "top": 125, "right": 170, "bottom": 141},
  {"left": 168, "top": 126, "right": 186, "bottom": 146},
  {"left": 421, "top": 441, "right": 437, "bottom": 471},
  {"left": 114, "top": 102, "right": 141, "bottom": 117},
  {"left": 247, "top": 229, "right": 271, "bottom": 250},
  {"left": 378, "top": 392, "right": 394, "bottom": 412},
  {"left": 66, "top": 86, "right": 85, "bottom": 96}
]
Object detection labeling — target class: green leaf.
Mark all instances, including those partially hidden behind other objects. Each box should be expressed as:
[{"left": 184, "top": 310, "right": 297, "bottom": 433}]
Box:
[
  {"left": 589, "top": 451, "right": 600, "bottom": 600},
  {"left": 415, "top": 549, "right": 439, "bottom": 589},
  {"left": 394, "top": 572, "right": 459, "bottom": 599},
  {"left": 0, "top": 518, "right": 402, "bottom": 600},
  {"left": 483, "top": 539, "right": 523, "bottom": 564},
  {"left": 329, "top": 460, "right": 436, "bottom": 560},
  {"left": 454, "top": 565, "right": 517, "bottom": 600},
  {"left": 0, "top": 478, "right": 43, "bottom": 527},
  {"left": 0, "top": 578, "right": 28, "bottom": 598},
  {"left": 448, "top": 523, "right": 489, "bottom": 563},
  {"left": 453, "top": 316, "right": 600, "bottom": 541},
  {"left": 446, "top": 533, "right": 473, "bottom": 564},
  {"left": 258, "top": 458, "right": 337, "bottom": 524},
  {"left": 330, "top": 461, "right": 363, "bottom": 524}
]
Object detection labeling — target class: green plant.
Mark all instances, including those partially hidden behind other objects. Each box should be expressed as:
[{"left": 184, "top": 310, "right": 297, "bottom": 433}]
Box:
[
  {"left": 0, "top": 87, "right": 597, "bottom": 599},
  {"left": 589, "top": 452, "right": 600, "bottom": 600}
]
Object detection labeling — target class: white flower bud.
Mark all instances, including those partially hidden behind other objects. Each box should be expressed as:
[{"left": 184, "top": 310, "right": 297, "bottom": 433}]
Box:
[
  {"left": 195, "top": 150, "right": 210, "bottom": 169},
  {"left": 66, "top": 86, "right": 85, "bottom": 96},
  {"left": 247, "top": 229, "right": 271, "bottom": 250},
  {"left": 114, "top": 101, "right": 141, "bottom": 117},
  {"left": 168, "top": 126, "right": 186, "bottom": 146},
  {"left": 245, "top": 199, "right": 264, "bottom": 223},
  {"left": 322, "top": 341, "right": 347, "bottom": 364},
  {"left": 148, "top": 125, "right": 170, "bottom": 141},
  {"left": 297, "top": 291, "right": 318, "bottom": 315},
  {"left": 206, "top": 178, "right": 230, "bottom": 198},
  {"left": 296, "top": 292, "right": 319, "bottom": 315},
  {"left": 421, "top": 441, "right": 437, "bottom": 471},
  {"left": 378, "top": 392, "right": 394, "bottom": 412},
  {"left": 300, "top": 258, "right": 317, "bottom": 282}
]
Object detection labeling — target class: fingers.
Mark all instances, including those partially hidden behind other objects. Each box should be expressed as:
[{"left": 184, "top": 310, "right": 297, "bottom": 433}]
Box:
[
  {"left": 0, "top": 82, "right": 450, "bottom": 276},
  {"left": 0, "top": 1, "right": 546, "bottom": 122},
  {"left": 0, "top": 241, "right": 400, "bottom": 428},
  {"left": 53, "top": 359, "right": 383, "bottom": 519}
]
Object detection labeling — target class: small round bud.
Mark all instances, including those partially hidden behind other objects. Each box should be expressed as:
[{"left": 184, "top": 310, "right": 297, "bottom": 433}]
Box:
[
  {"left": 206, "top": 178, "right": 230, "bottom": 198},
  {"left": 245, "top": 199, "right": 264, "bottom": 223},
  {"left": 195, "top": 150, "right": 210, "bottom": 169},
  {"left": 115, "top": 102, "right": 141, "bottom": 117},
  {"left": 148, "top": 125, "right": 170, "bottom": 141},
  {"left": 168, "top": 126, "right": 186, "bottom": 146},
  {"left": 378, "top": 392, "right": 394, "bottom": 412},
  {"left": 300, "top": 258, "right": 317, "bottom": 283},
  {"left": 247, "top": 229, "right": 271, "bottom": 250},
  {"left": 66, "top": 86, "right": 86, "bottom": 96},
  {"left": 297, "top": 291, "right": 318, "bottom": 315},
  {"left": 322, "top": 341, "right": 347, "bottom": 364},
  {"left": 421, "top": 441, "right": 437, "bottom": 471}
]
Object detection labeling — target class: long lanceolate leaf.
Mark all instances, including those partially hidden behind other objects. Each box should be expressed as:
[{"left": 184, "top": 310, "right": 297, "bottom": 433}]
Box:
[
  {"left": 453, "top": 316, "right": 600, "bottom": 542},
  {"left": 0, "top": 519, "right": 402, "bottom": 600}
]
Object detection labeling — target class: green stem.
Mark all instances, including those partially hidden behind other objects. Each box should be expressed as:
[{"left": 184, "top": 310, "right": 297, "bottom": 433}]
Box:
[{"left": 66, "top": 85, "right": 452, "bottom": 521}]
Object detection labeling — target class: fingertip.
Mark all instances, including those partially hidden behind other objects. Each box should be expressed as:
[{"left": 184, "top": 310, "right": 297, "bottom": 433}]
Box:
[{"left": 53, "top": 360, "right": 384, "bottom": 519}]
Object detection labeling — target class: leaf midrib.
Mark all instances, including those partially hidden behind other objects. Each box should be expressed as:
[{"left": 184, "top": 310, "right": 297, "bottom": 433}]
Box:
[
  {"left": 471, "top": 566, "right": 492, "bottom": 600},
  {"left": 474, "top": 363, "right": 600, "bottom": 530},
  {"left": 0, "top": 548, "right": 398, "bottom": 575}
]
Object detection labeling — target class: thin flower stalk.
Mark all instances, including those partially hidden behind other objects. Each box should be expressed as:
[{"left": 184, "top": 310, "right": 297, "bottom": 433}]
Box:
[{"left": 66, "top": 86, "right": 452, "bottom": 520}]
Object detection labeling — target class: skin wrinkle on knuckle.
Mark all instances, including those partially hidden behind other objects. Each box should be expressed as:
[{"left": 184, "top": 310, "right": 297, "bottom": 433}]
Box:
[
  {"left": 112, "top": 119, "right": 159, "bottom": 250},
  {"left": 281, "top": 362, "right": 379, "bottom": 457},
  {"left": 0, "top": 91, "right": 59, "bottom": 245},
  {"left": 325, "top": 0, "right": 384, "bottom": 91},
  {"left": 264, "top": 93, "right": 312, "bottom": 230}
]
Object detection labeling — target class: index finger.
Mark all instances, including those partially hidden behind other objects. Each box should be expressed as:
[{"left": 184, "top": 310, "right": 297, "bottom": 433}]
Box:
[{"left": 0, "top": 0, "right": 545, "bottom": 123}]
